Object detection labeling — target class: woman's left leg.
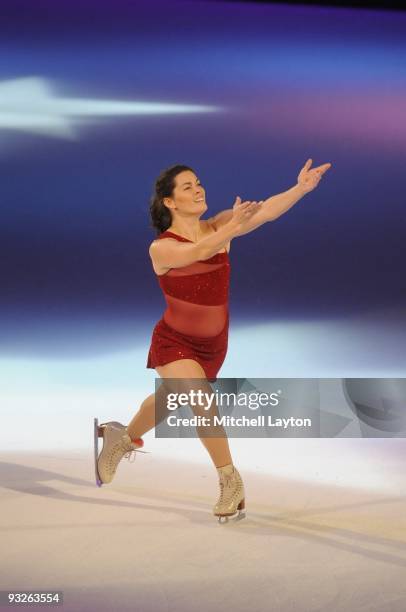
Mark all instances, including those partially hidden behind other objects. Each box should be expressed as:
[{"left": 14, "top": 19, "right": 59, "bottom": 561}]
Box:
[
  {"left": 154, "top": 358, "right": 233, "bottom": 468},
  {"left": 153, "top": 359, "right": 245, "bottom": 520}
]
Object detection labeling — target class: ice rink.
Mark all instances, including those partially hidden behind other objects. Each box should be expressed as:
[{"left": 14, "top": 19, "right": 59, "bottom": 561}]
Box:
[{"left": 1, "top": 316, "right": 406, "bottom": 611}]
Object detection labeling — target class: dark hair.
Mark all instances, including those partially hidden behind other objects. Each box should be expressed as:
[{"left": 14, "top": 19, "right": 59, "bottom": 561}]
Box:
[{"left": 149, "top": 164, "right": 195, "bottom": 235}]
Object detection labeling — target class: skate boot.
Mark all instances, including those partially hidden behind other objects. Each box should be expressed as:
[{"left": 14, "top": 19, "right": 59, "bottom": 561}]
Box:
[
  {"left": 94, "top": 418, "right": 146, "bottom": 487},
  {"left": 213, "top": 463, "right": 246, "bottom": 523}
]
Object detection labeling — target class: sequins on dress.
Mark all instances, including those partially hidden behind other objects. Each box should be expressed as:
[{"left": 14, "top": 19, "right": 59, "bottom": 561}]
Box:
[{"left": 146, "top": 230, "right": 231, "bottom": 382}]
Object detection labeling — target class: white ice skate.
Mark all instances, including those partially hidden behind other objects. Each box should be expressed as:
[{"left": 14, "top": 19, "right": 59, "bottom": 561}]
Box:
[
  {"left": 93, "top": 417, "right": 147, "bottom": 487},
  {"left": 213, "top": 463, "right": 246, "bottom": 523}
]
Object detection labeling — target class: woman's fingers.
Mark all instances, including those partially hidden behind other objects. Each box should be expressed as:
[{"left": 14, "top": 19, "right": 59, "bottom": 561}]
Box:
[
  {"left": 242, "top": 201, "right": 256, "bottom": 209},
  {"left": 235, "top": 201, "right": 253, "bottom": 212},
  {"left": 243, "top": 201, "right": 261, "bottom": 215},
  {"left": 302, "top": 158, "right": 312, "bottom": 171},
  {"left": 234, "top": 198, "right": 250, "bottom": 210},
  {"left": 233, "top": 199, "right": 262, "bottom": 220},
  {"left": 314, "top": 163, "right": 332, "bottom": 175},
  {"left": 241, "top": 200, "right": 258, "bottom": 208}
]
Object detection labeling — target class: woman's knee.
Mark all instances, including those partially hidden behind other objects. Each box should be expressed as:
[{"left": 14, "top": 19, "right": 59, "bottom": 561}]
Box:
[{"left": 155, "top": 359, "right": 214, "bottom": 413}]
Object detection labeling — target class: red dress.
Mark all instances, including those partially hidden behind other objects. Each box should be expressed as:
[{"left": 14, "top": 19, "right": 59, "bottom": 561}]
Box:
[{"left": 146, "top": 230, "right": 230, "bottom": 382}]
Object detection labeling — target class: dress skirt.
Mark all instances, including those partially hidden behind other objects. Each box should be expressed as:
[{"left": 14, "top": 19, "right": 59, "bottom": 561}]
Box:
[{"left": 147, "top": 314, "right": 229, "bottom": 383}]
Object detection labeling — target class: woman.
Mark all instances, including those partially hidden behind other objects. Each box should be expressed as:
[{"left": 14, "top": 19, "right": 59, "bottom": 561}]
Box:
[{"left": 94, "top": 158, "right": 331, "bottom": 522}]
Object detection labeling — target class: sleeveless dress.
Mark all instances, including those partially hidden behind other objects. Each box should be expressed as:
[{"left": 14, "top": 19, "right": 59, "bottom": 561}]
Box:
[{"left": 146, "top": 229, "right": 230, "bottom": 382}]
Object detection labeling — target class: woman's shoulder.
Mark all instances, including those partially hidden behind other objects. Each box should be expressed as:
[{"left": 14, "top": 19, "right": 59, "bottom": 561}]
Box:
[
  {"left": 150, "top": 230, "right": 178, "bottom": 244},
  {"left": 149, "top": 220, "right": 230, "bottom": 254},
  {"left": 149, "top": 233, "right": 179, "bottom": 276},
  {"left": 151, "top": 222, "right": 211, "bottom": 242}
]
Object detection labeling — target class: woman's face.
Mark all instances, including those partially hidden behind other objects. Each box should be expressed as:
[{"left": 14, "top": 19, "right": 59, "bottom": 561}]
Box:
[{"left": 164, "top": 170, "right": 207, "bottom": 215}]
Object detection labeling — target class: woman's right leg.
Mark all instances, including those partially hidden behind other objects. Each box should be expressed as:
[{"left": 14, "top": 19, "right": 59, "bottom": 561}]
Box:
[
  {"left": 126, "top": 374, "right": 184, "bottom": 439},
  {"left": 126, "top": 392, "right": 156, "bottom": 440}
]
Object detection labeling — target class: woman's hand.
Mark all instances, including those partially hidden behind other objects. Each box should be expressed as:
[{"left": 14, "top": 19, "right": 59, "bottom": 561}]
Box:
[
  {"left": 230, "top": 196, "right": 263, "bottom": 230},
  {"left": 297, "top": 158, "right": 332, "bottom": 194}
]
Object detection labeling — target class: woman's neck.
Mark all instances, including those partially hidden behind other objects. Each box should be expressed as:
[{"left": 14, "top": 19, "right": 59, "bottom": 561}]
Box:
[{"left": 168, "top": 220, "right": 203, "bottom": 242}]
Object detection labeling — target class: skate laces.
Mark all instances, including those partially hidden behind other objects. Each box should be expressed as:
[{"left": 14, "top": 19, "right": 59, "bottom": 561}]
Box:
[
  {"left": 107, "top": 436, "right": 140, "bottom": 471},
  {"left": 124, "top": 447, "right": 137, "bottom": 463},
  {"left": 122, "top": 439, "right": 142, "bottom": 464},
  {"left": 218, "top": 472, "right": 238, "bottom": 504}
]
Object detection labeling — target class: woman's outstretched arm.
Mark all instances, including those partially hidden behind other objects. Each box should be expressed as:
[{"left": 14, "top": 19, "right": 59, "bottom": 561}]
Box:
[
  {"left": 208, "top": 158, "right": 332, "bottom": 237},
  {"left": 150, "top": 198, "right": 261, "bottom": 271}
]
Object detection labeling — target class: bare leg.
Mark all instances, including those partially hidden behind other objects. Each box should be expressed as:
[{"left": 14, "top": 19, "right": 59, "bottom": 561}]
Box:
[
  {"left": 127, "top": 359, "right": 232, "bottom": 469},
  {"left": 127, "top": 393, "right": 156, "bottom": 440}
]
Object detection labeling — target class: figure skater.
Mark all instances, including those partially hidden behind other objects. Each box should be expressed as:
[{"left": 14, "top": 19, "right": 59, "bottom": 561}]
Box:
[{"left": 94, "top": 158, "right": 331, "bottom": 522}]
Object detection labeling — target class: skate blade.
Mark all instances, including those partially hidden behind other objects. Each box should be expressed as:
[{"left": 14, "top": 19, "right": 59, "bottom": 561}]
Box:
[
  {"left": 93, "top": 417, "right": 103, "bottom": 487},
  {"left": 217, "top": 510, "right": 246, "bottom": 524}
]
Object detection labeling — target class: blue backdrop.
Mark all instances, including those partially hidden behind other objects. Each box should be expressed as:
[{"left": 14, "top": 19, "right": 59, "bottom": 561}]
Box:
[{"left": 1, "top": 0, "right": 405, "bottom": 370}]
